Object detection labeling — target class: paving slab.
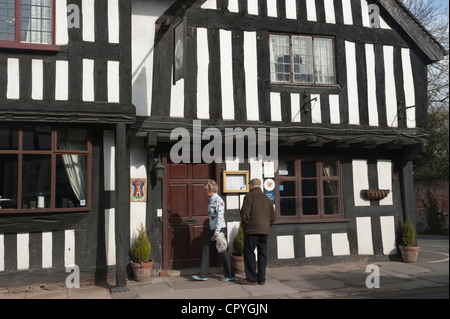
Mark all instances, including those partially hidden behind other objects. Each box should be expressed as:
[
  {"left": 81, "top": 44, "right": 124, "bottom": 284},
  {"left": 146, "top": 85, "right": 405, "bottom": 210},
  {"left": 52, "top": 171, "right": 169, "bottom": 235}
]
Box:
[
  {"left": 68, "top": 286, "right": 112, "bottom": 299},
  {"left": 239, "top": 277, "right": 298, "bottom": 297},
  {"left": 137, "top": 284, "right": 250, "bottom": 299}
]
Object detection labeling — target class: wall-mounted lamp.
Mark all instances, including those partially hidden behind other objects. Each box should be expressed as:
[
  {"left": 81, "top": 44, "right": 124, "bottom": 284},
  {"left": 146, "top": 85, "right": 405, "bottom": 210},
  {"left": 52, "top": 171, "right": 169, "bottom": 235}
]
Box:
[{"left": 154, "top": 156, "right": 165, "bottom": 180}]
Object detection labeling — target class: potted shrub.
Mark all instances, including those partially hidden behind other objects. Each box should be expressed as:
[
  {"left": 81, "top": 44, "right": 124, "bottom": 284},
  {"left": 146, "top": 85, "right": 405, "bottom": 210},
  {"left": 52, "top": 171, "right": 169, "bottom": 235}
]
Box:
[
  {"left": 130, "top": 224, "right": 153, "bottom": 281},
  {"left": 399, "top": 216, "right": 420, "bottom": 263},
  {"left": 231, "top": 224, "right": 245, "bottom": 273}
]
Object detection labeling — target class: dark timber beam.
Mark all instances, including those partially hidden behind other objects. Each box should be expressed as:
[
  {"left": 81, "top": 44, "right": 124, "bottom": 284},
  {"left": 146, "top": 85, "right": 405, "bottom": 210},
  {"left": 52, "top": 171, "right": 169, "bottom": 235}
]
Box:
[{"left": 113, "top": 123, "right": 130, "bottom": 291}]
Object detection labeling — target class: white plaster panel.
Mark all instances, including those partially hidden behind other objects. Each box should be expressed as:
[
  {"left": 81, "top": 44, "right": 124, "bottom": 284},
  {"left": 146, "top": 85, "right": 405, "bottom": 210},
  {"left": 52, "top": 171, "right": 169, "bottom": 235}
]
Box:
[
  {"left": 329, "top": 94, "right": 340, "bottom": 124},
  {"left": 83, "top": 59, "right": 95, "bottom": 102},
  {"left": 380, "top": 216, "right": 397, "bottom": 255},
  {"left": 105, "top": 208, "right": 116, "bottom": 266},
  {"left": 356, "top": 217, "right": 374, "bottom": 255},
  {"left": 108, "top": 0, "right": 120, "bottom": 44},
  {"left": 332, "top": 233, "right": 350, "bottom": 256},
  {"left": 378, "top": 160, "right": 393, "bottom": 205},
  {"left": 108, "top": 61, "right": 120, "bottom": 103},
  {"left": 402, "top": 48, "right": 416, "bottom": 128},
  {"left": 220, "top": 29, "right": 235, "bottom": 120},
  {"left": 250, "top": 158, "right": 263, "bottom": 182},
  {"left": 277, "top": 235, "right": 295, "bottom": 259},
  {"left": 306, "top": 0, "right": 317, "bottom": 21},
  {"left": 291, "top": 93, "right": 301, "bottom": 122},
  {"left": 17, "top": 233, "right": 29, "bottom": 270},
  {"left": 64, "top": 230, "right": 76, "bottom": 266},
  {"left": 311, "top": 94, "right": 321, "bottom": 124},
  {"left": 247, "top": 0, "right": 259, "bottom": 15},
  {"left": 7, "top": 58, "right": 19, "bottom": 99},
  {"left": 55, "top": 60, "right": 69, "bottom": 101},
  {"left": 244, "top": 31, "right": 259, "bottom": 121},
  {"left": 55, "top": 0, "right": 68, "bottom": 45},
  {"left": 31, "top": 59, "right": 44, "bottom": 100},
  {"left": 345, "top": 41, "right": 359, "bottom": 125},
  {"left": 42, "top": 232, "right": 52, "bottom": 268},
  {"left": 197, "top": 27, "right": 210, "bottom": 119},
  {"left": 103, "top": 131, "right": 116, "bottom": 191},
  {"left": 82, "top": 0, "right": 95, "bottom": 42},
  {"left": 305, "top": 234, "right": 322, "bottom": 257},
  {"left": 365, "top": 44, "right": 379, "bottom": 126},
  {"left": 270, "top": 92, "right": 282, "bottom": 122},
  {"left": 130, "top": 203, "right": 147, "bottom": 245},
  {"left": 384, "top": 46, "right": 398, "bottom": 127},
  {"left": 324, "top": 0, "right": 336, "bottom": 24},
  {"left": 170, "top": 76, "right": 185, "bottom": 118},
  {"left": 285, "top": 0, "right": 297, "bottom": 19},
  {"left": 352, "top": 160, "right": 370, "bottom": 207},
  {"left": 360, "top": 0, "right": 370, "bottom": 27},
  {"left": 226, "top": 195, "right": 240, "bottom": 210},
  {"left": 267, "top": 0, "right": 278, "bottom": 17},
  {"left": 342, "top": 0, "right": 353, "bottom": 25},
  {"left": 228, "top": 0, "right": 239, "bottom": 13}
]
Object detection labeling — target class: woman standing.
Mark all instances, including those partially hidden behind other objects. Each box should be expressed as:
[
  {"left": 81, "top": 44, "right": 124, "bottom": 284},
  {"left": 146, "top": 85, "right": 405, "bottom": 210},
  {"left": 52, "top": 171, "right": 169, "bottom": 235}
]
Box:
[{"left": 192, "top": 180, "right": 236, "bottom": 282}]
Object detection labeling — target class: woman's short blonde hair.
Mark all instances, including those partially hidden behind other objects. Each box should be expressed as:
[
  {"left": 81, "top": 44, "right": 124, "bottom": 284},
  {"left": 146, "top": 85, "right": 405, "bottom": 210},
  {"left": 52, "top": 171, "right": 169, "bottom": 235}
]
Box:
[{"left": 204, "top": 180, "right": 219, "bottom": 193}]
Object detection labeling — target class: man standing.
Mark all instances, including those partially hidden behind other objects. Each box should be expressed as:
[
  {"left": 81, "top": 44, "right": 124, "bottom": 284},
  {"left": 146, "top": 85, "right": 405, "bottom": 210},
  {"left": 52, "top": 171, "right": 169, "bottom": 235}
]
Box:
[{"left": 239, "top": 178, "right": 276, "bottom": 285}]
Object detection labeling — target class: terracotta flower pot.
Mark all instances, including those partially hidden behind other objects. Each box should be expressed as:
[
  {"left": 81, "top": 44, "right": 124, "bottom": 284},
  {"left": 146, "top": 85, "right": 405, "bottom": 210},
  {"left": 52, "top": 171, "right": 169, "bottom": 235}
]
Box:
[
  {"left": 131, "top": 259, "right": 154, "bottom": 281},
  {"left": 231, "top": 254, "right": 245, "bottom": 274},
  {"left": 399, "top": 245, "right": 420, "bottom": 263}
]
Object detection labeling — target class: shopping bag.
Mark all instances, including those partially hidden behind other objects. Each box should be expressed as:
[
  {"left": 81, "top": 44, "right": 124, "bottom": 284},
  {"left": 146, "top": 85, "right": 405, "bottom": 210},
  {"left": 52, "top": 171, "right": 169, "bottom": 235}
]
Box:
[{"left": 214, "top": 232, "right": 228, "bottom": 253}]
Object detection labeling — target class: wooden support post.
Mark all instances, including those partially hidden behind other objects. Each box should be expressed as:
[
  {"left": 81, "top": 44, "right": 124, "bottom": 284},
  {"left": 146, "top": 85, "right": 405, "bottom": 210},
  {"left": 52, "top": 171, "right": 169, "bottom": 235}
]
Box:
[
  {"left": 114, "top": 123, "right": 130, "bottom": 289},
  {"left": 400, "top": 161, "right": 417, "bottom": 243}
]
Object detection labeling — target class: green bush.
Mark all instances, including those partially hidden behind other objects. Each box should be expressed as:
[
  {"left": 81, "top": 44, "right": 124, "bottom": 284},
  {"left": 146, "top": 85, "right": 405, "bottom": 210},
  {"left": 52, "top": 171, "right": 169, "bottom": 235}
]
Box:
[
  {"left": 233, "top": 224, "right": 244, "bottom": 256},
  {"left": 401, "top": 216, "right": 416, "bottom": 246},
  {"left": 132, "top": 224, "right": 151, "bottom": 263}
]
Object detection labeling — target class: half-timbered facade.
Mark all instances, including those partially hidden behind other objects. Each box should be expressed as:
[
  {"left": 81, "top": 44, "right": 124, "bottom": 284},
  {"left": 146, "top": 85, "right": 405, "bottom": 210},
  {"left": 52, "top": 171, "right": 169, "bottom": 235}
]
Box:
[
  {"left": 0, "top": 0, "right": 446, "bottom": 287},
  {"left": 0, "top": 0, "right": 133, "bottom": 286},
  {"left": 131, "top": 0, "right": 446, "bottom": 272}
]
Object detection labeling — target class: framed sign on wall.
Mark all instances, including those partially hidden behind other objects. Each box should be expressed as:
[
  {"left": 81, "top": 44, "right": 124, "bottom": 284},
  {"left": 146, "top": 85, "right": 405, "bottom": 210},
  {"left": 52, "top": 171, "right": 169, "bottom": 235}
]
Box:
[{"left": 222, "top": 171, "right": 250, "bottom": 193}]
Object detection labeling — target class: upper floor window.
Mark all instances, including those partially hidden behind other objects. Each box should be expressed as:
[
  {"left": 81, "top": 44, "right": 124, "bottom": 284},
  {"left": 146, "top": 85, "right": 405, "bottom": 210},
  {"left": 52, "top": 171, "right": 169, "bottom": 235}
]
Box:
[
  {"left": 0, "top": 0, "right": 57, "bottom": 50},
  {"left": 270, "top": 34, "right": 335, "bottom": 85}
]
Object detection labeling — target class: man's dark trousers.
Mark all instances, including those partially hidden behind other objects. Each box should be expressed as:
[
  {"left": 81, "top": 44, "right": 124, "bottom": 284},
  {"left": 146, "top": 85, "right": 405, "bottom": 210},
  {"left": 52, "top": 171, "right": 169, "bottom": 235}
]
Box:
[{"left": 244, "top": 234, "right": 268, "bottom": 283}]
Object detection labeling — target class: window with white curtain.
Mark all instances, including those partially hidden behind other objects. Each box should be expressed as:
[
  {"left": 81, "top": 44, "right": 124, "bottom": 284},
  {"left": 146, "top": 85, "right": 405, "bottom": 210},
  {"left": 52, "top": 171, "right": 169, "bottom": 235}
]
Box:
[
  {"left": 0, "top": 0, "right": 54, "bottom": 46},
  {"left": 0, "top": 125, "right": 91, "bottom": 213},
  {"left": 270, "top": 34, "right": 335, "bottom": 85}
]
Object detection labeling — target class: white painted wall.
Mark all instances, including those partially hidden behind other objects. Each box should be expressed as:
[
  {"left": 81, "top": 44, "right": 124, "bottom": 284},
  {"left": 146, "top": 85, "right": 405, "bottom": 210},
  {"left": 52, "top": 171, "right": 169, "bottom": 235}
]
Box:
[
  {"left": 129, "top": 137, "right": 148, "bottom": 244},
  {"left": 132, "top": 0, "right": 176, "bottom": 116}
]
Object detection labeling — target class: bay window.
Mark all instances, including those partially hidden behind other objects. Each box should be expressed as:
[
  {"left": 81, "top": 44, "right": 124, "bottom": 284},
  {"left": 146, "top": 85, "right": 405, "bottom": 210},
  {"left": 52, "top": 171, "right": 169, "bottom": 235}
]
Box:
[{"left": 0, "top": 125, "right": 91, "bottom": 213}]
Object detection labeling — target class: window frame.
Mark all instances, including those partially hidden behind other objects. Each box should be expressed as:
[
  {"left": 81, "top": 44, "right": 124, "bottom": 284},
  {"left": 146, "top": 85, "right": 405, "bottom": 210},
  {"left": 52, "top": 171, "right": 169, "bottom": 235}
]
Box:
[
  {"left": 274, "top": 158, "right": 346, "bottom": 223},
  {"left": 0, "top": 0, "right": 59, "bottom": 51},
  {"left": 269, "top": 33, "right": 337, "bottom": 86},
  {"left": 0, "top": 125, "right": 92, "bottom": 214}
]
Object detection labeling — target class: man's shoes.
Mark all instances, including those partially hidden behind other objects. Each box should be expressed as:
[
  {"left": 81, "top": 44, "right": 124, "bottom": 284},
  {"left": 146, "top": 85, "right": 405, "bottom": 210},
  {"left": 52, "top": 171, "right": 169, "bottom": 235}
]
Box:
[
  {"left": 192, "top": 274, "right": 208, "bottom": 281},
  {"left": 258, "top": 281, "right": 265, "bottom": 285},
  {"left": 238, "top": 278, "right": 257, "bottom": 285}
]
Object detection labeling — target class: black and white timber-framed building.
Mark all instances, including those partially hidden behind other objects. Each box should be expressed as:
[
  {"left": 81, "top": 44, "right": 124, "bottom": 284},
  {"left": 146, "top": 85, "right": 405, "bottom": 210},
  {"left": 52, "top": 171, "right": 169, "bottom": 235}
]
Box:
[{"left": 0, "top": 0, "right": 446, "bottom": 287}]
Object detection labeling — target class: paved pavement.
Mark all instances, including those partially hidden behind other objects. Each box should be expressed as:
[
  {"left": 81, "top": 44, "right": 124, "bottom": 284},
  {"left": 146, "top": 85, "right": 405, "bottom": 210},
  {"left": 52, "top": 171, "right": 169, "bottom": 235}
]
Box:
[{"left": 1, "top": 237, "right": 448, "bottom": 300}]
